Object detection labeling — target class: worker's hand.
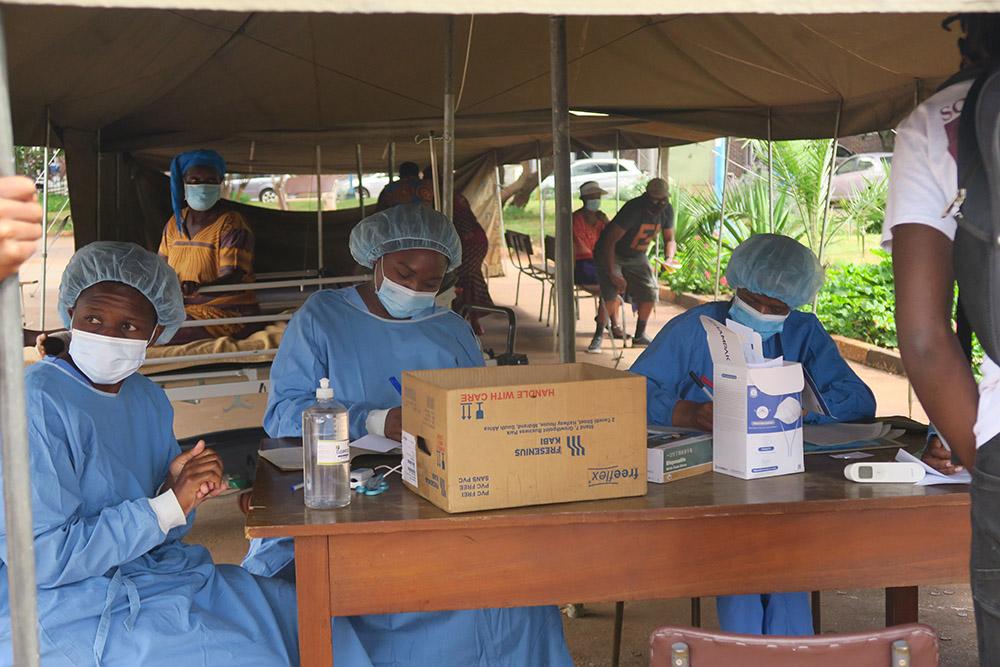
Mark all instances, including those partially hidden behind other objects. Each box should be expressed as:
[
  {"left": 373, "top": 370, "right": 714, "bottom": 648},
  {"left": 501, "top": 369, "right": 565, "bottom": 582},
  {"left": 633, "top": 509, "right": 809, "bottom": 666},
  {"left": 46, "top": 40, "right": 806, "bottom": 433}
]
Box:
[
  {"left": 384, "top": 407, "right": 403, "bottom": 442},
  {"left": 610, "top": 272, "right": 627, "bottom": 294},
  {"left": 35, "top": 333, "right": 48, "bottom": 357},
  {"left": 166, "top": 441, "right": 225, "bottom": 513},
  {"left": 672, "top": 400, "right": 714, "bottom": 432},
  {"left": 922, "top": 436, "right": 963, "bottom": 475},
  {"left": 0, "top": 176, "right": 42, "bottom": 281},
  {"left": 181, "top": 281, "right": 200, "bottom": 297}
]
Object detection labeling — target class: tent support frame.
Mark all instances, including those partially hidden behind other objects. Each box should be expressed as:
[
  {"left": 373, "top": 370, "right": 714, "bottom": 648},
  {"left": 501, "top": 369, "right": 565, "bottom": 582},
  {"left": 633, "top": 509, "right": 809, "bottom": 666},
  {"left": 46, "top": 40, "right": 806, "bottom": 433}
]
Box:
[
  {"left": 549, "top": 16, "right": 574, "bottom": 363},
  {"left": 0, "top": 9, "right": 41, "bottom": 666},
  {"left": 714, "top": 138, "right": 729, "bottom": 299},
  {"left": 40, "top": 107, "right": 50, "bottom": 328},
  {"left": 356, "top": 143, "right": 366, "bottom": 218},
  {"left": 316, "top": 145, "right": 323, "bottom": 271},
  {"left": 442, "top": 16, "right": 456, "bottom": 222}
]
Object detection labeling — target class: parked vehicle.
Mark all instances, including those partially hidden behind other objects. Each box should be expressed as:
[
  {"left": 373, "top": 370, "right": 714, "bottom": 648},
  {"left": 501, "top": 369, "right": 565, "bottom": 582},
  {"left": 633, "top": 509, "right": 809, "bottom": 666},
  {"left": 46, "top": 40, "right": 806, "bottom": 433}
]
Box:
[
  {"left": 830, "top": 152, "right": 891, "bottom": 201},
  {"left": 539, "top": 158, "right": 646, "bottom": 195},
  {"left": 227, "top": 176, "right": 287, "bottom": 203},
  {"left": 335, "top": 173, "right": 391, "bottom": 201}
]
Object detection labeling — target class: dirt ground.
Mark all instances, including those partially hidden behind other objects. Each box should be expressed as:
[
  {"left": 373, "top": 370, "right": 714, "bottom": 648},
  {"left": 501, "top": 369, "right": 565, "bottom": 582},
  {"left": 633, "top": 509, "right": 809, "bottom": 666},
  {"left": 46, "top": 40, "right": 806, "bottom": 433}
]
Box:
[{"left": 22, "top": 238, "right": 976, "bottom": 665}]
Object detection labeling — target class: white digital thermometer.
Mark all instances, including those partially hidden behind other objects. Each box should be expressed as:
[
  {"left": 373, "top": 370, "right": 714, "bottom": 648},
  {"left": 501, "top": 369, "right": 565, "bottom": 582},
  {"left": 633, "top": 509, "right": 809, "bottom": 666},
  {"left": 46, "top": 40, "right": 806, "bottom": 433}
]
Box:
[{"left": 844, "top": 462, "right": 926, "bottom": 483}]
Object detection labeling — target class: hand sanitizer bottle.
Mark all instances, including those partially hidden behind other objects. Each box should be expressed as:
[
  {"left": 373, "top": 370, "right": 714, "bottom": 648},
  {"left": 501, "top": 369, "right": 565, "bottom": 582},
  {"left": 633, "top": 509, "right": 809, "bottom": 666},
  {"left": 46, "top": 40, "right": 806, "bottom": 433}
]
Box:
[{"left": 302, "top": 378, "right": 350, "bottom": 509}]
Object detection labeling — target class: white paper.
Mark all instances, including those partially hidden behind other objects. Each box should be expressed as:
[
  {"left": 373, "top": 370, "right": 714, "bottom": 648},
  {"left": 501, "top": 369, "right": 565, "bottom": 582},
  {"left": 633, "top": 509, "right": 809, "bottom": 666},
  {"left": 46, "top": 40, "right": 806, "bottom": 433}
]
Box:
[
  {"left": 830, "top": 451, "right": 874, "bottom": 460},
  {"left": 401, "top": 430, "right": 418, "bottom": 487},
  {"left": 725, "top": 318, "right": 764, "bottom": 364},
  {"left": 351, "top": 434, "right": 402, "bottom": 454},
  {"left": 259, "top": 447, "right": 304, "bottom": 471},
  {"left": 803, "top": 422, "right": 892, "bottom": 446},
  {"left": 895, "top": 448, "right": 972, "bottom": 485}
]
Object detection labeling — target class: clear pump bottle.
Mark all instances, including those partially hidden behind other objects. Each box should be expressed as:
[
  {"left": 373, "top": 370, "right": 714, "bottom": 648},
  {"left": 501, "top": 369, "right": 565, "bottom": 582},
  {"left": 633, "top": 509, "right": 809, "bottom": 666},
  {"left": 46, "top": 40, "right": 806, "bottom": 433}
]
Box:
[{"left": 302, "top": 378, "right": 351, "bottom": 509}]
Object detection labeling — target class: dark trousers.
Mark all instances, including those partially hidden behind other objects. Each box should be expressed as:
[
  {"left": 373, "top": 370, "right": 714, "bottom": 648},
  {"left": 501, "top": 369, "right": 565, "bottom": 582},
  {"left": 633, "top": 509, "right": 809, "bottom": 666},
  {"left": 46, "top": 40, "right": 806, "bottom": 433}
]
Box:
[{"left": 972, "top": 435, "right": 1000, "bottom": 664}]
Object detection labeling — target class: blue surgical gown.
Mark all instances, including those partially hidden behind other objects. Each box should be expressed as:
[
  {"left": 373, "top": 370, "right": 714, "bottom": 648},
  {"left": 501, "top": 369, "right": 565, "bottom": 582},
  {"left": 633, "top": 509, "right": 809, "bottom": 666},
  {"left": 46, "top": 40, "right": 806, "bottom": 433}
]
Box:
[
  {"left": 0, "top": 358, "right": 298, "bottom": 666},
  {"left": 631, "top": 301, "right": 877, "bottom": 636},
  {"left": 244, "top": 286, "right": 572, "bottom": 667}
]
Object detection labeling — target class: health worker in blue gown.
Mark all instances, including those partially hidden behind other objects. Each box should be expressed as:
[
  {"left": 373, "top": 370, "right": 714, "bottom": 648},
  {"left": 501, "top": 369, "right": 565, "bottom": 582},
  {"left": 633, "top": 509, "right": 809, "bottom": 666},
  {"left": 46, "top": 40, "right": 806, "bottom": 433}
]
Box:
[
  {"left": 631, "top": 234, "right": 876, "bottom": 637},
  {"left": 0, "top": 242, "right": 298, "bottom": 667},
  {"left": 243, "top": 202, "right": 573, "bottom": 667}
]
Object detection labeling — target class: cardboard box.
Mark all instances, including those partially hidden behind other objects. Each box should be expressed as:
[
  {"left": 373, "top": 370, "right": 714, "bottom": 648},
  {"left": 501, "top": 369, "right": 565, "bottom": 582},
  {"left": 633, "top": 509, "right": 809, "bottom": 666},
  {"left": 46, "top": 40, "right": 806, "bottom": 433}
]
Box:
[
  {"left": 701, "top": 316, "right": 805, "bottom": 480},
  {"left": 647, "top": 432, "right": 713, "bottom": 484},
  {"left": 401, "top": 363, "right": 647, "bottom": 513}
]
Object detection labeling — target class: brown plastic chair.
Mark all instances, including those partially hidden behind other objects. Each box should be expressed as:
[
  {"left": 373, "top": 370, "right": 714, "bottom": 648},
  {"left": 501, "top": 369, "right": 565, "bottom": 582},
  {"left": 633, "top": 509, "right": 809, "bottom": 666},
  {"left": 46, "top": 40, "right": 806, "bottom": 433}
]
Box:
[{"left": 650, "top": 624, "right": 939, "bottom": 667}]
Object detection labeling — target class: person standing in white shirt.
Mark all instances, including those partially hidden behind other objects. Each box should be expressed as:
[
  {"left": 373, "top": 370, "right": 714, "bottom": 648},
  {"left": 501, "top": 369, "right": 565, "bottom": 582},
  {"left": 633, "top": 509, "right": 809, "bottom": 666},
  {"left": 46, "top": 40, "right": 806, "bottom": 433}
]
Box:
[{"left": 884, "top": 14, "right": 1000, "bottom": 665}]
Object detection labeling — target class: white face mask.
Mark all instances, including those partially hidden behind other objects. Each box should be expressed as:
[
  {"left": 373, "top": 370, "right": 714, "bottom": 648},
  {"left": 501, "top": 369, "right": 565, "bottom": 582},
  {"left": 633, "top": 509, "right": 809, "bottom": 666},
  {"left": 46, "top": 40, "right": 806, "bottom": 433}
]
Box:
[
  {"left": 184, "top": 183, "right": 221, "bottom": 212},
  {"left": 69, "top": 328, "right": 152, "bottom": 385},
  {"left": 375, "top": 262, "right": 437, "bottom": 319}
]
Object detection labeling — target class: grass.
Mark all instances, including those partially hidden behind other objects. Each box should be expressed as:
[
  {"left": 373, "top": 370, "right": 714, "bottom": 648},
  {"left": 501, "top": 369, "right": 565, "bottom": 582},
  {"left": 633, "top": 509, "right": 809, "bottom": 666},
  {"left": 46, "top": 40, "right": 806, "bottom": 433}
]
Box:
[{"left": 231, "top": 194, "right": 364, "bottom": 212}]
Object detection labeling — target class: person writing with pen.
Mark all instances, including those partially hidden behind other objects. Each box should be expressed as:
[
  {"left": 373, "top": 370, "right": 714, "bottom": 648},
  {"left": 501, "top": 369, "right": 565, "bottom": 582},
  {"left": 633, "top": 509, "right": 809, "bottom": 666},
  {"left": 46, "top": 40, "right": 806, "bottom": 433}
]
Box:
[
  {"left": 631, "top": 233, "right": 876, "bottom": 637},
  {"left": 242, "top": 203, "right": 572, "bottom": 666}
]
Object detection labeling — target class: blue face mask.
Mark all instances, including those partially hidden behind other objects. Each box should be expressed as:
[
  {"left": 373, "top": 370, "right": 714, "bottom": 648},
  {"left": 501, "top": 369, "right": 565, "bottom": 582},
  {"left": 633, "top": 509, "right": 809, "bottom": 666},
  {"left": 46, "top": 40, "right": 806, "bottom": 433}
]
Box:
[
  {"left": 184, "top": 183, "right": 221, "bottom": 212},
  {"left": 729, "top": 295, "right": 788, "bottom": 341},
  {"left": 375, "top": 262, "right": 437, "bottom": 319},
  {"left": 584, "top": 199, "right": 602, "bottom": 211}
]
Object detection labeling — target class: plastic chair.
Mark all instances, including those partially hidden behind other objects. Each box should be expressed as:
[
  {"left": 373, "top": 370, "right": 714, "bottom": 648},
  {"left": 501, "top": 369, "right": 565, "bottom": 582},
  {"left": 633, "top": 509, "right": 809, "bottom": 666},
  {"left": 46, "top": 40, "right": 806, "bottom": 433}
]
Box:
[
  {"left": 503, "top": 230, "right": 549, "bottom": 321},
  {"left": 649, "top": 624, "right": 939, "bottom": 667}
]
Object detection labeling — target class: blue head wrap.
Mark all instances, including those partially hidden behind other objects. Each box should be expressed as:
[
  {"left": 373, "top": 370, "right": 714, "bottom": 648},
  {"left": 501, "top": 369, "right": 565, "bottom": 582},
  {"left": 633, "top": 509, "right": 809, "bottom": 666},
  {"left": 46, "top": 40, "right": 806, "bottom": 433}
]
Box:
[{"left": 169, "top": 149, "right": 227, "bottom": 232}]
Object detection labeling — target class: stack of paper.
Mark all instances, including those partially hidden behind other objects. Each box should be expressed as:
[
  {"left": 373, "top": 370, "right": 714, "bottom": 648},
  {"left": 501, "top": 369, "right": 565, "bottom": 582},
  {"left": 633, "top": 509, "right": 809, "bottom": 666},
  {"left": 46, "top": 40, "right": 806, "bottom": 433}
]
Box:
[
  {"left": 895, "top": 448, "right": 971, "bottom": 486},
  {"left": 259, "top": 434, "right": 402, "bottom": 472},
  {"left": 803, "top": 422, "right": 902, "bottom": 446}
]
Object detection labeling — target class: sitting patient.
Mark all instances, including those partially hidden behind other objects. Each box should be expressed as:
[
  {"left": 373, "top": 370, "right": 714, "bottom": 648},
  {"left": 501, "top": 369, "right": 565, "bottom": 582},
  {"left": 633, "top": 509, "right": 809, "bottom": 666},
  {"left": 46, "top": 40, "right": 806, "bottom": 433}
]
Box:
[
  {"left": 159, "top": 149, "right": 260, "bottom": 344},
  {"left": 631, "top": 233, "right": 876, "bottom": 637},
  {"left": 0, "top": 241, "right": 298, "bottom": 666}
]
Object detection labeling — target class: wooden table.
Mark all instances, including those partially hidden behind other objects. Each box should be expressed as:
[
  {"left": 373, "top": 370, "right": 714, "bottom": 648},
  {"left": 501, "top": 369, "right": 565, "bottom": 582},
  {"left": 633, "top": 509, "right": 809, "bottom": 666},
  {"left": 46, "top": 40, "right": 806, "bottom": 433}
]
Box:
[{"left": 246, "top": 445, "right": 971, "bottom": 666}]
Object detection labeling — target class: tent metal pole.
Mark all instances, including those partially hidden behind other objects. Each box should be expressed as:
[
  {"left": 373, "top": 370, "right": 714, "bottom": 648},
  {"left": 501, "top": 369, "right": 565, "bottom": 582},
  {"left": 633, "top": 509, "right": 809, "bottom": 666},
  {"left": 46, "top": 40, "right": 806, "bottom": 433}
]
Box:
[
  {"left": 767, "top": 108, "right": 774, "bottom": 233},
  {"left": 442, "top": 16, "right": 456, "bottom": 222},
  {"left": 388, "top": 142, "right": 396, "bottom": 183},
  {"left": 615, "top": 129, "right": 621, "bottom": 213},
  {"left": 536, "top": 142, "right": 545, "bottom": 263},
  {"left": 428, "top": 131, "right": 441, "bottom": 211},
  {"left": 713, "top": 138, "right": 729, "bottom": 299},
  {"left": 356, "top": 143, "right": 366, "bottom": 218},
  {"left": 316, "top": 145, "right": 324, "bottom": 272},
  {"left": 816, "top": 99, "right": 843, "bottom": 271},
  {"left": 0, "top": 10, "right": 41, "bottom": 666},
  {"left": 96, "top": 127, "right": 102, "bottom": 241},
  {"left": 549, "top": 16, "right": 575, "bottom": 363},
  {"left": 40, "top": 107, "right": 50, "bottom": 329},
  {"left": 115, "top": 153, "right": 121, "bottom": 240}
]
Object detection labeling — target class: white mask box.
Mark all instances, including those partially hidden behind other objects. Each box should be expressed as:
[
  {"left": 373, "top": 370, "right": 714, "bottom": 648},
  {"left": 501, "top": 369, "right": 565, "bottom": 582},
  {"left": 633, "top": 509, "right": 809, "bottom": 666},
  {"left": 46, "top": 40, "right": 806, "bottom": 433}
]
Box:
[{"left": 700, "top": 316, "right": 805, "bottom": 480}]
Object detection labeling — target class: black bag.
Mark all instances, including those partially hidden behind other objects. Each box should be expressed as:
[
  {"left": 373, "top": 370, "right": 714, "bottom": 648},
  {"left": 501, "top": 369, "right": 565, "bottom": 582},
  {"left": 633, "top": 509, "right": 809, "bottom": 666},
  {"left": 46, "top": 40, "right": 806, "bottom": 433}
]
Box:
[{"left": 954, "top": 66, "right": 1000, "bottom": 363}]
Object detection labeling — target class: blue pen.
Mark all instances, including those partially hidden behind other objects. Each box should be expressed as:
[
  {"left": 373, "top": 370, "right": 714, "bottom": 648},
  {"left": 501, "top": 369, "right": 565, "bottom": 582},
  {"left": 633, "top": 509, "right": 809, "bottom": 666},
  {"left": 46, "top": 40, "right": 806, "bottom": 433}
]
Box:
[{"left": 389, "top": 376, "right": 402, "bottom": 395}]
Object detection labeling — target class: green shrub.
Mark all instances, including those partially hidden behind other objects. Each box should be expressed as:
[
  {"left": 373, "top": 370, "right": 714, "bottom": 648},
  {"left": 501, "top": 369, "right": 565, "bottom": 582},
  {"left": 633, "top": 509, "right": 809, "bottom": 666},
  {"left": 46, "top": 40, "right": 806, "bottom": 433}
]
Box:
[{"left": 813, "top": 249, "right": 897, "bottom": 348}]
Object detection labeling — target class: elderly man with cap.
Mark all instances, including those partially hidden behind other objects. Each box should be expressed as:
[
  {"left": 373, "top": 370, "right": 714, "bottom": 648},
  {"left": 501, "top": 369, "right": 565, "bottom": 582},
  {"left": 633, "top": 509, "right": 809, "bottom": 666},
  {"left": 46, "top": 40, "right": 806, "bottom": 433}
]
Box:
[
  {"left": 631, "top": 234, "right": 876, "bottom": 636},
  {"left": 594, "top": 177, "right": 675, "bottom": 347}
]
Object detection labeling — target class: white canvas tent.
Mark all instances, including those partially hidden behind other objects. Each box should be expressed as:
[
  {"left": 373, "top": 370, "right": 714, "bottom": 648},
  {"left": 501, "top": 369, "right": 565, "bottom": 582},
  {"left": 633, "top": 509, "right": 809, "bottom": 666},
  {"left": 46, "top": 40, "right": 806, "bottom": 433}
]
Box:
[{"left": 3, "top": 3, "right": 1000, "bottom": 665}]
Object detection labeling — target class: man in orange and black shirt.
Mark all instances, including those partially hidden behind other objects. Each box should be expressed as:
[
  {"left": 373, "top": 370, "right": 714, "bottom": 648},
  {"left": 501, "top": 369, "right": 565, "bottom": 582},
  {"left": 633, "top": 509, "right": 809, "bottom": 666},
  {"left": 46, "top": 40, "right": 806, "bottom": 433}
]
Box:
[{"left": 595, "top": 177, "right": 675, "bottom": 346}]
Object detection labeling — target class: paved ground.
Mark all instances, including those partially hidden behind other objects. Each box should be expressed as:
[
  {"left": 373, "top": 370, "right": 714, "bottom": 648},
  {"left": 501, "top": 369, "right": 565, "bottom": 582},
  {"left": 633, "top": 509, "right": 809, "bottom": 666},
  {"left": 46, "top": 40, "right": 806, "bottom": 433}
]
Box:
[{"left": 21, "top": 240, "right": 974, "bottom": 665}]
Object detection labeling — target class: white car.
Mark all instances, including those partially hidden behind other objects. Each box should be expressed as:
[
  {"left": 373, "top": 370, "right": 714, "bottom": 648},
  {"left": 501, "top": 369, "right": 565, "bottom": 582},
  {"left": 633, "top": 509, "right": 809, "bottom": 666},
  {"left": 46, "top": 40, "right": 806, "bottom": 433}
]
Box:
[
  {"left": 830, "top": 152, "right": 891, "bottom": 201},
  {"left": 539, "top": 158, "right": 646, "bottom": 195}
]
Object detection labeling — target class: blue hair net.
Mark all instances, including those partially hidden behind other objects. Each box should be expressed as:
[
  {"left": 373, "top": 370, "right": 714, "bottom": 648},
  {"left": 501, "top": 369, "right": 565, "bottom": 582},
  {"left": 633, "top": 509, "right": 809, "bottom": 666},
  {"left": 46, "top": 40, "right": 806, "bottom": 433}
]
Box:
[
  {"left": 59, "top": 241, "right": 186, "bottom": 345},
  {"left": 350, "top": 203, "right": 462, "bottom": 271},
  {"left": 169, "top": 149, "right": 227, "bottom": 232},
  {"left": 724, "top": 234, "right": 824, "bottom": 309}
]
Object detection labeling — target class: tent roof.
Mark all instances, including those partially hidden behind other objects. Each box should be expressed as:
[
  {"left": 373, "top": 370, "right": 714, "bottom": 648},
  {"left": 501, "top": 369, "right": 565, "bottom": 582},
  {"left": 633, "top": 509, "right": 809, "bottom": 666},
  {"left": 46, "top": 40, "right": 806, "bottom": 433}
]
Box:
[
  {"left": 3, "top": 8, "right": 981, "bottom": 167},
  {"left": 4, "top": 0, "right": 1000, "bottom": 16}
]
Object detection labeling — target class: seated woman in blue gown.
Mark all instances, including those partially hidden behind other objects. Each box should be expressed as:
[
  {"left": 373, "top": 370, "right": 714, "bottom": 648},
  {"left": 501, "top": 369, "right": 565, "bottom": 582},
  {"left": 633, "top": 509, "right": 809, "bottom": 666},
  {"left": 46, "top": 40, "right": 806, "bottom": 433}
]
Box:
[
  {"left": 242, "top": 203, "right": 572, "bottom": 666},
  {"left": 631, "top": 234, "right": 877, "bottom": 637},
  {"left": 0, "top": 241, "right": 298, "bottom": 666}
]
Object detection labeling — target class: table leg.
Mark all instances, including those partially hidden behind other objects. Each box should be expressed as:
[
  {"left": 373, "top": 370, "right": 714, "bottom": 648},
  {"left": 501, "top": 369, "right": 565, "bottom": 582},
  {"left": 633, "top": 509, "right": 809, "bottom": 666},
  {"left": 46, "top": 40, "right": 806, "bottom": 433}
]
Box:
[
  {"left": 885, "top": 586, "right": 919, "bottom": 626},
  {"left": 296, "top": 536, "right": 333, "bottom": 667}
]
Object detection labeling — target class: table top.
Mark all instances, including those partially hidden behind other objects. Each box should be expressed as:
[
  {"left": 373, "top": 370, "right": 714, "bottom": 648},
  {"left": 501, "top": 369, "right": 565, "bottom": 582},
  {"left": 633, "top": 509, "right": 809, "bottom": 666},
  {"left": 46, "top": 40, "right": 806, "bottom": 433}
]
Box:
[{"left": 246, "top": 435, "right": 969, "bottom": 539}]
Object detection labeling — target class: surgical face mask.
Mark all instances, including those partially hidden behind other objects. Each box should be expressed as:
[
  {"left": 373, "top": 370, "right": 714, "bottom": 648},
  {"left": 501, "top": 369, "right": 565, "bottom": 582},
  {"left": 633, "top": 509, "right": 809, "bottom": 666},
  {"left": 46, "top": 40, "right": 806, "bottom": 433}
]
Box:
[
  {"left": 584, "top": 199, "right": 602, "bottom": 211},
  {"left": 69, "top": 328, "right": 152, "bottom": 385},
  {"left": 184, "top": 183, "right": 221, "bottom": 211},
  {"left": 728, "top": 295, "right": 788, "bottom": 341},
  {"left": 375, "top": 262, "right": 437, "bottom": 319}
]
